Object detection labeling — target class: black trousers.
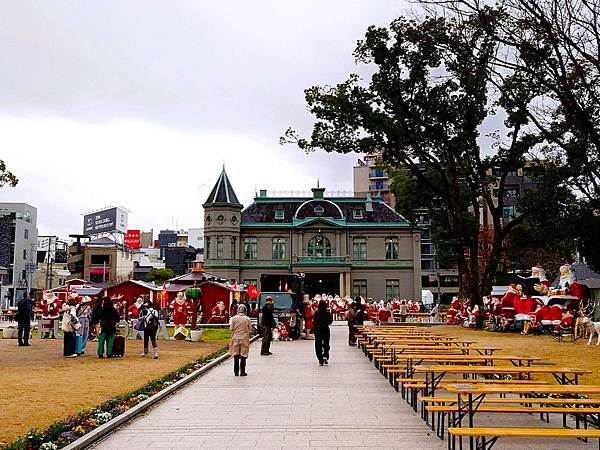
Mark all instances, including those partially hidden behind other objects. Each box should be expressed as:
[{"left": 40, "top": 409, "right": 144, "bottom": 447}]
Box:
[
  {"left": 233, "top": 355, "right": 247, "bottom": 375},
  {"left": 314, "top": 328, "right": 330, "bottom": 363},
  {"left": 144, "top": 326, "right": 158, "bottom": 351},
  {"left": 17, "top": 320, "right": 30, "bottom": 345},
  {"left": 64, "top": 331, "right": 77, "bottom": 356},
  {"left": 261, "top": 326, "right": 272, "bottom": 354}
]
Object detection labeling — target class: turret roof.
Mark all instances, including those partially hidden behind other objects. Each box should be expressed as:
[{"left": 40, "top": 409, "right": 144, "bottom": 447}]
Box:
[{"left": 203, "top": 167, "right": 242, "bottom": 208}]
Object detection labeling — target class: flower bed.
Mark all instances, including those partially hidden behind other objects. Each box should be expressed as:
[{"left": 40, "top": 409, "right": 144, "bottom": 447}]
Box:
[{"left": 2, "top": 348, "right": 228, "bottom": 450}]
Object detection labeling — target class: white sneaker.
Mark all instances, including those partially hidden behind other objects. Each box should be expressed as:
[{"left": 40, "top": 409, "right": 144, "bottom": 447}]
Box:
[
  {"left": 140, "top": 352, "right": 147, "bottom": 357},
  {"left": 66, "top": 354, "right": 78, "bottom": 358},
  {"left": 153, "top": 348, "right": 159, "bottom": 359}
]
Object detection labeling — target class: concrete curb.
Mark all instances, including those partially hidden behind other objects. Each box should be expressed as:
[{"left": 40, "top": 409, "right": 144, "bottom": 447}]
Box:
[{"left": 64, "top": 335, "right": 260, "bottom": 450}]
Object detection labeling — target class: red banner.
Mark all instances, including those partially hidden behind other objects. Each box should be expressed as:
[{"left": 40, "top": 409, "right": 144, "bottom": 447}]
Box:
[{"left": 124, "top": 230, "right": 141, "bottom": 249}]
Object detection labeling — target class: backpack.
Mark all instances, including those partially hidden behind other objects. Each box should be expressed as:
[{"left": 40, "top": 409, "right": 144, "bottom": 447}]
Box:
[{"left": 145, "top": 309, "right": 159, "bottom": 328}]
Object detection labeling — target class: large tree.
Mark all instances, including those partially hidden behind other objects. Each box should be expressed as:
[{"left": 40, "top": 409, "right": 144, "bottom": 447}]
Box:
[
  {"left": 283, "top": 15, "right": 545, "bottom": 312},
  {"left": 426, "top": 0, "right": 600, "bottom": 268}
]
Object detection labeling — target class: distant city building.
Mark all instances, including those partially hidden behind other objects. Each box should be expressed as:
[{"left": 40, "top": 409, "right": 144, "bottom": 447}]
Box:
[
  {"left": 35, "top": 236, "right": 70, "bottom": 291},
  {"left": 132, "top": 254, "right": 166, "bottom": 281},
  {"left": 140, "top": 230, "right": 154, "bottom": 248},
  {"left": 204, "top": 168, "right": 422, "bottom": 301},
  {"left": 164, "top": 246, "right": 197, "bottom": 276},
  {"left": 158, "top": 229, "right": 177, "bottom": 259},
  {"left": 188, "top": 228, "right": 204, "bottom": 251},
  {"left": 353, "top": 153, "right": 395, "bottom": 207},
  {"left": 67, "top": 237, "right": 134, "bottom": 286},
  {"left": 0, "top": 203, "right": 38, "bottom": 306}
]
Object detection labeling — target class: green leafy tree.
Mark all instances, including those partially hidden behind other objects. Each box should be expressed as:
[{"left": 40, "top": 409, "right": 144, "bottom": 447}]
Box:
[
  {"left": 426, "top": 0, "right": 600, "bottom": 267},
  {"left": 0, "top": 159, "right": 18, "bottom": 188},
  {"left": 146, "top": 268, "right": 175, "bottom": 285},
  {"left": 283, "top": 15, "right": 546, "bottom": 315}
]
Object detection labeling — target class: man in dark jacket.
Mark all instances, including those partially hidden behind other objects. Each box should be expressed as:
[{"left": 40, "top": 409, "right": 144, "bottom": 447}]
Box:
[
  {"left": 97, "top": 297, "right": 121, "bottom": 358},
  {"left": 313, "top": 300, "right": 333, "bottom": 365},
  {"left": 260, "top": 296, "right": 275, "bottom": 355},
  {"left": 16, "top": 294, "right": 35, "bottom": 346}
]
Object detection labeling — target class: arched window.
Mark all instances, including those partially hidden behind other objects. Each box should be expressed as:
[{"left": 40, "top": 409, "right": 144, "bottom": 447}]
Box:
[{"left": 307, "top": 235, "right": 331, "bottom": 258}]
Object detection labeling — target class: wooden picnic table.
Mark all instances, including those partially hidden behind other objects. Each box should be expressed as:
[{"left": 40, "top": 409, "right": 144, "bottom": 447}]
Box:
[
  {"left": 445, "top": 383, "right": 600, "bottom": 450},
  {"left": 385, "top": 354, "right": 541, "bottom": 380},
  {"left": 386, "top": 344, "right": 500, "bottom": 357},
  {"left": 415, "top": 364, "right": 592, "bottom": 393}
]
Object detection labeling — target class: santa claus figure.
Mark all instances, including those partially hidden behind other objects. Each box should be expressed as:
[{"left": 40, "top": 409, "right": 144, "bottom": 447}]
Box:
[
  {"left": 128, "top": 297, "right": 143, "bottom": 321},
  {"left": 170, "top": 292, "right": 190, "bottom": 327},
  {"left": 209, "top": 301, "right": 228, "bottom": 324},
  {"left": 377, "top": 302, "right": 392, "bottom": 324},
  {"left": 446, "top": 297, "right": 462, "bottom": 325},
  {"left": 500, "top": 285, "right": 520, "bottom": 321},
  {"left": 530, "top": 266, "right": 552, "bottom": 295},
  {"left": 40, "top": 291, "right": 61, "bottom": 338},
  {"left": 467, "top": 303, "right": 480, "bottom": 326}
]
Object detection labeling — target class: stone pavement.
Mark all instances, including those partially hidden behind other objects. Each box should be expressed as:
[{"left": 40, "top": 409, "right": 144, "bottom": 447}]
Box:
[{"left": 93, "top": 324, "right": 444, "bottom": 449}]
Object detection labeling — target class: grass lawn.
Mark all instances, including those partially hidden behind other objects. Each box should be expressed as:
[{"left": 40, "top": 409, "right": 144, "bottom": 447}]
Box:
[
  {"left": 437, "top": 325, "right": 600, "bottom": 386},
  {"left": 0, "top": 328, "right": 231, "bottom": 445}
]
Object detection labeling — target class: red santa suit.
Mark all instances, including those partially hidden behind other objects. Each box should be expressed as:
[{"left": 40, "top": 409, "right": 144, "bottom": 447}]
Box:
[
  {"left": 40, "top": 291, "right": 61, "bottom": 338},
  {"left": 500, "top": 286, "right": 519, "bottom": 320},
  {"left": 377, "top": 307, "right": 392, "bottom": 324},
  {"left": 447, "top": 297, "right": 462, "bottom": 325},
  {"left": 209, "top": 302, "right": 227, "bottom": 324},
  {"left": 128, "top": 298, "right": 143, "bottom": 320},
  {"left": 170, "top": 293, "right": 190, "bottom": 327}
]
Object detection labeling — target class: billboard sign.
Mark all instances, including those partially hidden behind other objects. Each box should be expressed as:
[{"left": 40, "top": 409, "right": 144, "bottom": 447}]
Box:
[
  {"left": 83, "top": 207, "right": 128, "bottom": 235},
  {"left": 124, "top": 230, "right": 141, "bottom": 249}
]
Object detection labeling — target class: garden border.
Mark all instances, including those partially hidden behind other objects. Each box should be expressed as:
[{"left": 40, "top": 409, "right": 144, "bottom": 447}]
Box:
[{"left": 62, "top": 335, "right": 259, "bottom": 450}]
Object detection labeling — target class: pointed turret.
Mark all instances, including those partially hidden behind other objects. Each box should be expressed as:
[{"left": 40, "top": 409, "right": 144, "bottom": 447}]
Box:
[{"left": 203, "top": 166, "right": 242, "bottom": 208}]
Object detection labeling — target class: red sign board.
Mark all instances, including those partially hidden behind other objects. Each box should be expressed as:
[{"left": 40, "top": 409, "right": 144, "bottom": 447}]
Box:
[{"left": 124, "top": 230, "right": 141, "bottom": 249}]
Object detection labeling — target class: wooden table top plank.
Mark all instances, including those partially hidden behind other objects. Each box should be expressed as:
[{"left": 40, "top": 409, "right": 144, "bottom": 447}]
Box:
[
  {"left": 448, "top": 427, "right": 600, "bottom": 438},
  {"left": 414, "top": 365, "right": 591, "bottom": 375},
  {"left": 445, "top": 383, "right": 600, "bottom": 394}
]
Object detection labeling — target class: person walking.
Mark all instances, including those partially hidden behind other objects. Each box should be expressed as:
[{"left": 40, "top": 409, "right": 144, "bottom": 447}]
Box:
[
  {"left": 75, "top": 296, "right": 92, "bottom": 354},
  {"left": 313, "top": 299, "right": 333, "bottom": 365},
  {"left": 97, "top": 297, "right": 120, "bottom": 358},
  {"left": 260, "top": 296, "right": 275, "bottom": 355},
  {"left": 346, "top": 302, "right": 357, "bottom": 346},
  {"left": 61, "top": 298, "right": 80, "bottom": 358},
  {"left": 140, "top": 299, "right": 160, "bottom": 359},
  {"left": 229, "top": 304, "right": 252, "bottom": 376},
  {"left": 16, "top": 294, "right": 34, "bottom": 346},
  {"left": 398, "top": 300, "right": 408, "bottom": 323}
]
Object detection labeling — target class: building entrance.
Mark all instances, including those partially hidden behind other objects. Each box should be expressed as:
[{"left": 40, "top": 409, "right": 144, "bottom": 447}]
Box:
[{"left": 303, "top": 273, "right": 340, "bottom": 298}]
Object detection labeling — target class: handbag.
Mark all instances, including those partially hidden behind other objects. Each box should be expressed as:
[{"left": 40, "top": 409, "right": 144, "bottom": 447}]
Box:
[
  {"left": 70, "top": 313, "right": 81, "bottom": 330},
  {"left": 134, "top": 316, "right": 146, "bottom": 331}
]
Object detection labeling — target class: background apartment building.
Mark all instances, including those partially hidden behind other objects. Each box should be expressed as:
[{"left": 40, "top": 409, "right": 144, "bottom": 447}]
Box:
[{"left": 0, "top": 202, "right": 38, "bottom": 306}]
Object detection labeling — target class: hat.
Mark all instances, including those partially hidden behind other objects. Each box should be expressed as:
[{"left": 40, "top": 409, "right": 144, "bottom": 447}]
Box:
[
  {"left": 69, "top": 292, "right": 78, "bottom": 300},
  {"left": 82, "top": 296, "right": 92, "bottom": 303},
  {"left": 266, "top": 296, "right": 273, "bottom": 300}
]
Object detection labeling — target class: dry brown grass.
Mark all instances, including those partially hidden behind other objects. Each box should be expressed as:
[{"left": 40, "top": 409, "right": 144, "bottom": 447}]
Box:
[
  {"left": 0, "top": 336, "right": 227, "bottom": 444},
  {"left": 437, "top": 325, "right": 600, "bottom": 386}
]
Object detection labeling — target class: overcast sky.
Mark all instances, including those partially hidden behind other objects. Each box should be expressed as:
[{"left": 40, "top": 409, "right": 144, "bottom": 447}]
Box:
[{"left": 0, "top": 1, "right": 412, "bottom": 239}]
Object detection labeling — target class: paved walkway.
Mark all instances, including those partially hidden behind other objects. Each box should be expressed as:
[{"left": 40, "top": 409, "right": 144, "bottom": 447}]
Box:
[{"left": 94, "top": 325, "right": 444, "bottom": 449}]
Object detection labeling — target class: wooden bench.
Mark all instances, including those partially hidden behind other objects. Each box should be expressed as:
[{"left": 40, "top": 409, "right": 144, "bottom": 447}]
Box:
[
  {"left": 430, "top": 404, "right": 600, "bottom": 438},
  {"left": 448, "top": 426, "right": 600, "bottom": 450}
]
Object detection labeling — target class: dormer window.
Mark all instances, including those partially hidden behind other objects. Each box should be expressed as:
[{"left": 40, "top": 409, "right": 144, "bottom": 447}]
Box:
[
  {"left": 353, "top": 208, "right": 364, "bottom": 219},
  {"left": 314, "top": 205, "right": 324, "bottom": 216},
  {"left": 275, "top": 209, "right": 285, "bottom": 220}
]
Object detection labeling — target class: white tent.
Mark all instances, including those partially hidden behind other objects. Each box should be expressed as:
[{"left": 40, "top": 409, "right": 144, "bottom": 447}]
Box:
[{"left": 421, "top": 289, "right": 434, "bottom": 305}]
